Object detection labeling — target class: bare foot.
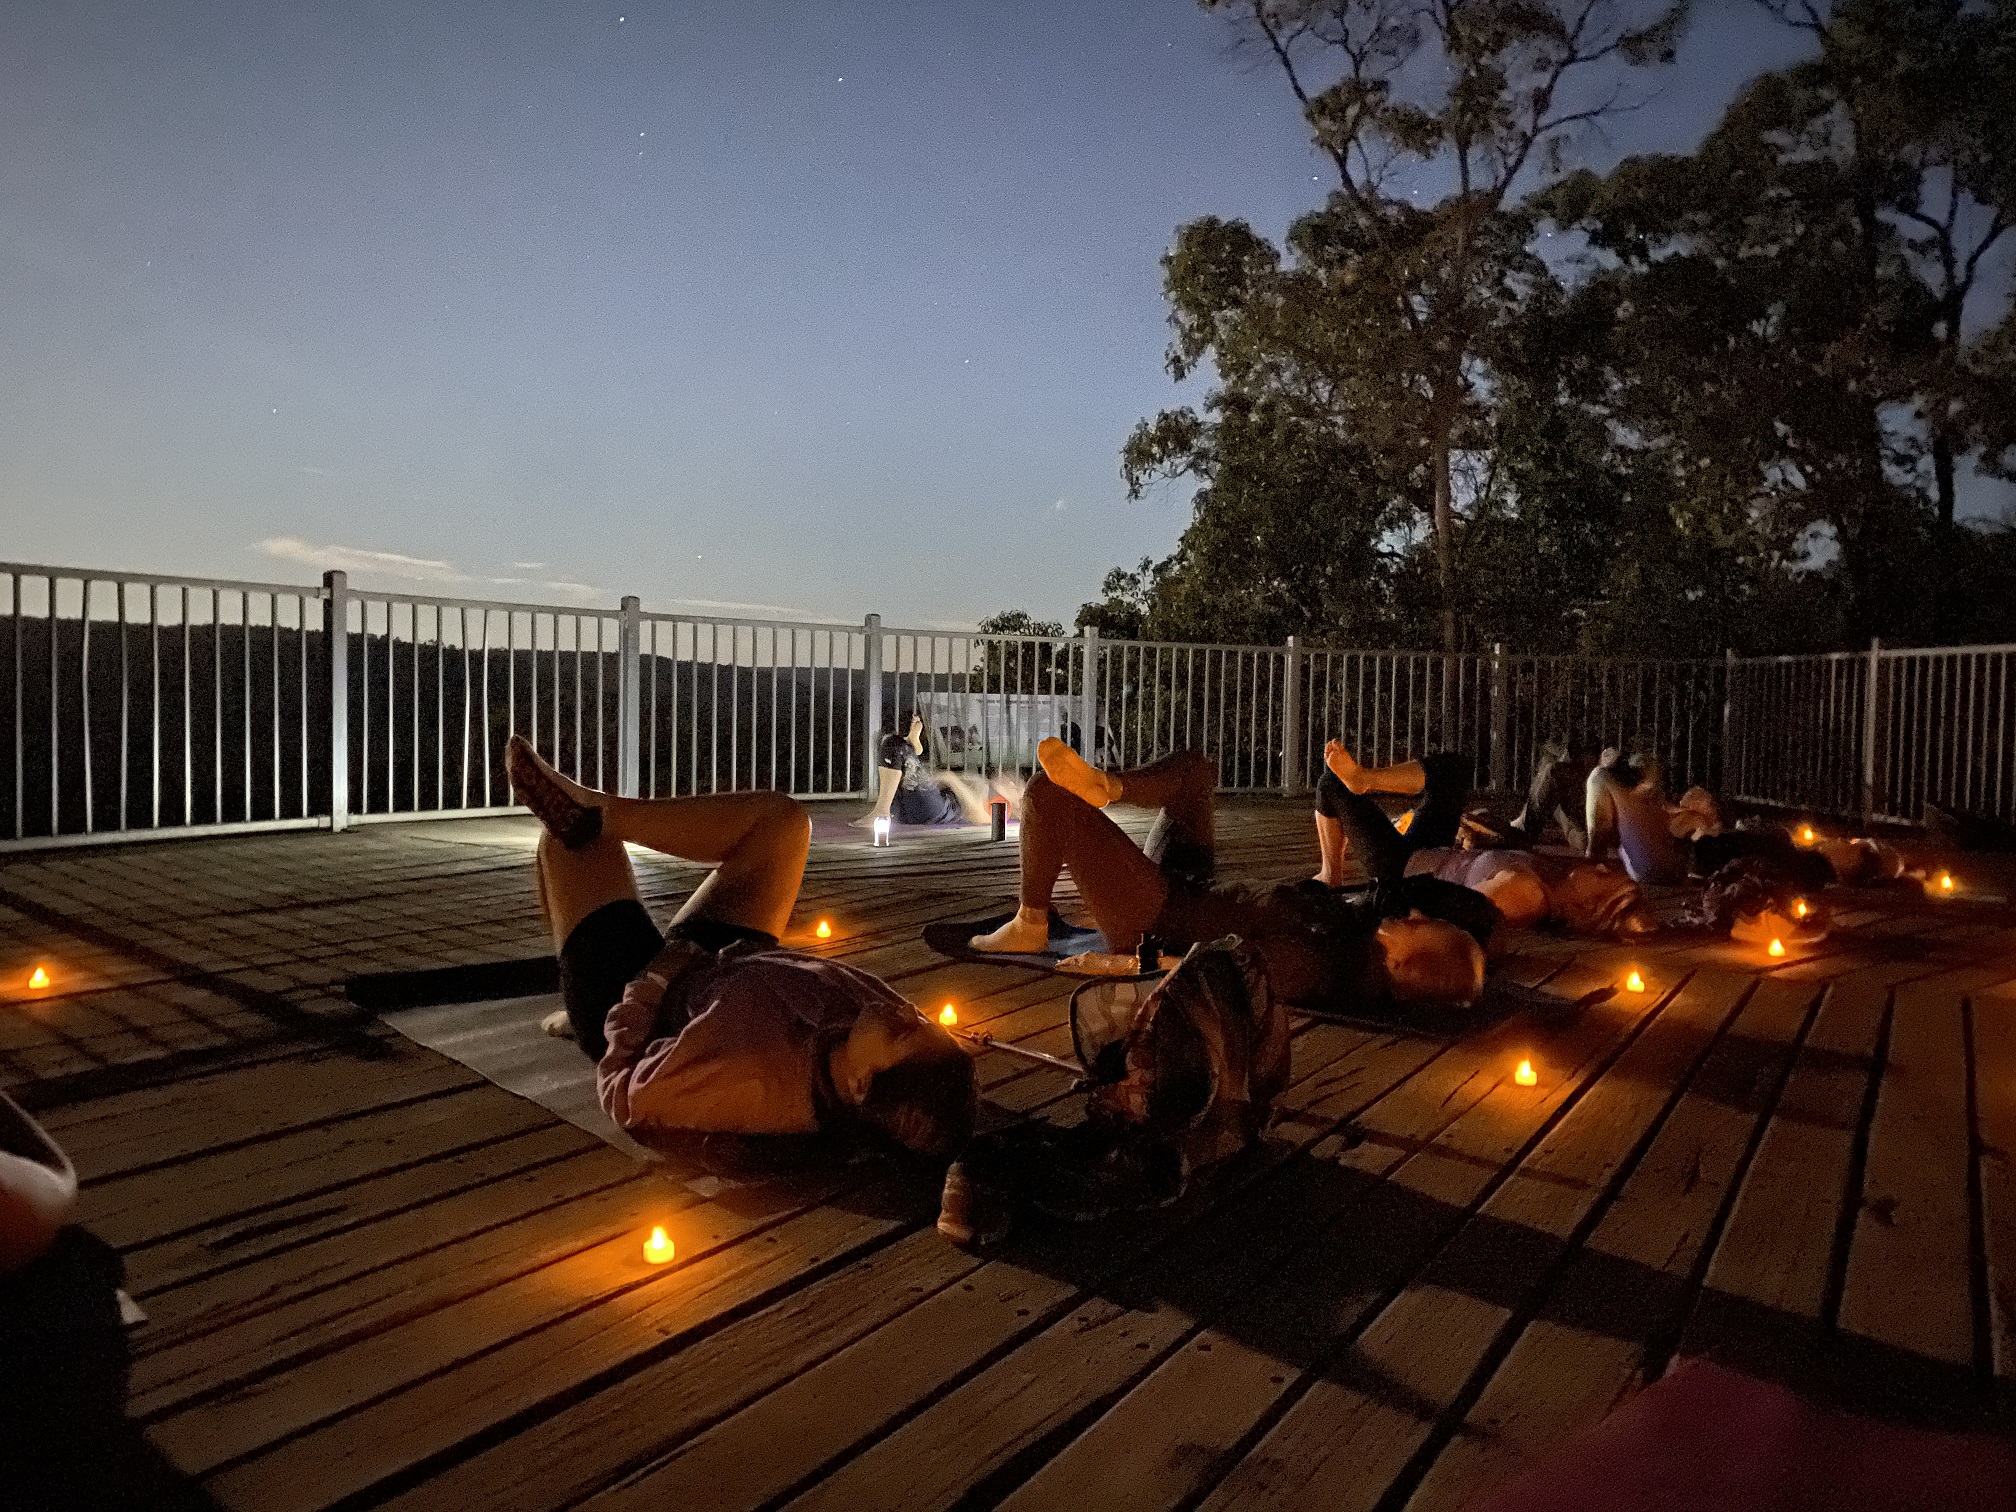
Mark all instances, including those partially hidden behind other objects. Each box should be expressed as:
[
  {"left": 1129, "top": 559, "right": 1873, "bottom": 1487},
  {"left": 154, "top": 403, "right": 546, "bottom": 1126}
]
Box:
[
  {"left": 1037, "top": 737, "right": 1121, "bottom": 807},
  {"left": 1324, "top": 740, "right": 1369, "bottom": 794},
  {"left": 970, "top": 905, "right": 1051, "bottom": 953},
  {"left": 540, "top": 1008, "right": 575, "bottom": 1039},
  {"left": 850, "top": 811, "right": 889, "bottom": 830}
]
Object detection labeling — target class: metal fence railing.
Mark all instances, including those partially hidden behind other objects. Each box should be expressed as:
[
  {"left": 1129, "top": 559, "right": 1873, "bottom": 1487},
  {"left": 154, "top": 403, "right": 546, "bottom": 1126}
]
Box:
[{"left": 0, "top": 561, "right": 2002, "bottom": 850}]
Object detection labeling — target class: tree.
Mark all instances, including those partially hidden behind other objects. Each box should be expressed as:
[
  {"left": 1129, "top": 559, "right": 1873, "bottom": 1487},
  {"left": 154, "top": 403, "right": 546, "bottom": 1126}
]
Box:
[{"left": 1127, "top": 0, "right": 1689, "bottom": 649}]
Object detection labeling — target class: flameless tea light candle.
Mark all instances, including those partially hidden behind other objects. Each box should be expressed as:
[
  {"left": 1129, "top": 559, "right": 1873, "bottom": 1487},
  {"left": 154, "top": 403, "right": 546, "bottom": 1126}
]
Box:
[
  {"left": 643, "top": 1226, "right": 675, "bottom": 1265},
  {"left": 1514, "top": 1058, "right": 1538, "bottom": 1087},
  {"left": 815, "top": 919, "right": 832, "bottom": 940},
  {"left": 1767, "top": 937, "right": 1786, "bottom": 958},
  {"left": 938, "top": 1004, "right": 959, "bottom": 1027},
  {"left": 27, "top": 965, "right": 51, "bottom": 991},
  {"left": 871, "top": 816, "right": 891, "bottom": 847},
  {"left": 1624, "top": 970, "right": 1645, "bottom": 993}
]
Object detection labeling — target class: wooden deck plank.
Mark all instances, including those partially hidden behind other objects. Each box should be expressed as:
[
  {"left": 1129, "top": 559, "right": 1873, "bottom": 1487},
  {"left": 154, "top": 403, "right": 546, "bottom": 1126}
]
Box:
[
  {"left": 1, "top": 809, "right": 2004, "bottom": 1512},
  {"left": 573, "top": 1025, "right": 1439, "bottom": 1512},
  {"left": 1192, "top": 968, "right": 1752, "bottom": 1512},
  {"left": 1837, "top": 968, "right": 2008, "bottom": 1368},
  {"left": 1400, "top": 974, "right": 1818, "bottom": 1512},
  {"left": 79, "top": 1082, "right": 552, "bottom": 1248},
  {"left": 1975, "top": 975, "right": 2016, "bottom": 1385}
]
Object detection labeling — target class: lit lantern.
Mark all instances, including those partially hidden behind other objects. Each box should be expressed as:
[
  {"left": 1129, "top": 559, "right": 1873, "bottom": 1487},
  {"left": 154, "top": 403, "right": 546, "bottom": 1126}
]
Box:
[
  {"left": 872, "top": 816, "right": 891, "bottom": 847},
  {"left": 27, "top": 965, "right": 50, "bottom": 991},
  {"left": 643, "top": 1226, "right": 675, "bottom": 1265},
  {"left": 1938, "top": 872, "right": 1955, "bottom": 894},
  {"left": 815, "top": 919, "right": 832, "bottom": 940},
  {"left": 1767, "top": 937, "right": 1786, "bottom": 958},
  {"left": 938, "top": 1003, "right": 958, "bottom": 1027},
  {"left": 1514, "top": 1058, "right": 1538, "bottom": 1087},
  {"left": 1625, "top": 970, "right": 1645, "bottom": 993}
]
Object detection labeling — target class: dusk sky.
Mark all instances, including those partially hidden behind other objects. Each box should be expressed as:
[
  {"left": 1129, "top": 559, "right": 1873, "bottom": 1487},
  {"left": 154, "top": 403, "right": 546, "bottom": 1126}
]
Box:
[{"left": 0, "top": 2, "right": 1863, "bottom": 629}]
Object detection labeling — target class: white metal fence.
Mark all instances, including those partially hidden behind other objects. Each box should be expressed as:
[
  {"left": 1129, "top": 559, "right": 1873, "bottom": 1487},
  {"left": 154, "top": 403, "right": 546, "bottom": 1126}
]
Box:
[{"left": 1, "top": 561, "right": 2003, "bottom": 850}]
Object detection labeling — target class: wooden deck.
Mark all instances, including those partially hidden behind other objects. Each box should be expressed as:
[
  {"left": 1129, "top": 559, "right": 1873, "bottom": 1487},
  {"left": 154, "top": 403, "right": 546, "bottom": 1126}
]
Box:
[{"left": 4, "top": 803, "right": 2014, "bottom": 1511}]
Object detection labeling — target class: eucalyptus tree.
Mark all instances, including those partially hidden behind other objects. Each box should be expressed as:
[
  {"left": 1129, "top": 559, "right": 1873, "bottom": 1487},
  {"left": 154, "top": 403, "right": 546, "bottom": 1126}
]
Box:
[{"left": 1126, "top": 0, "right": 1690, "bottom": 650}]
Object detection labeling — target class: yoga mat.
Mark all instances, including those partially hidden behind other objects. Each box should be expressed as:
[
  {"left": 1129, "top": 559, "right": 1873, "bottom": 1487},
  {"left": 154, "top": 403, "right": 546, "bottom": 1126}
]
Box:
[
  {"left": 921, "top": 910, "right": 1110, "bottom": 970},
  {"left": 347, "top": 956, "right": 558, "bottom": 1011}
]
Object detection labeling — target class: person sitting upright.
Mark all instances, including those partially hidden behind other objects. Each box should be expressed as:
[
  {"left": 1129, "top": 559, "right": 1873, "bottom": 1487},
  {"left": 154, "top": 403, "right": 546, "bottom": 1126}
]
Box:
[
  {"left": 971, "top": 738, "right": 1498, "bottom": 1013},
  {"left": 506, "top": 735, "right": 976, "bottom": 1162}
]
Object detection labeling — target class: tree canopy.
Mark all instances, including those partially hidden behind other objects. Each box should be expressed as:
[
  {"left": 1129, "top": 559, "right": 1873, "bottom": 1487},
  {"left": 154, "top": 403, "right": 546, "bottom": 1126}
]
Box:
[{"left": 1071, "top": 0, "right": 2016, "bottom": 655}]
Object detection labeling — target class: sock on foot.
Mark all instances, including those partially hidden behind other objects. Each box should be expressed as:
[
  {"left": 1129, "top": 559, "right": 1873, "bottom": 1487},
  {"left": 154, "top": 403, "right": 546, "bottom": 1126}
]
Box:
[
  {"left": 1038, "top": 737, "right": 1121, "bottom": 807},
  {"left": 970, "top": 906, "right": 1052, "bottom": 953}
]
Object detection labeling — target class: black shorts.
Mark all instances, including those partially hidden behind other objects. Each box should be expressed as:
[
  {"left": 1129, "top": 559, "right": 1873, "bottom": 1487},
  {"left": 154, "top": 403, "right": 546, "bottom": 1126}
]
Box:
[{"left": 558, "top": 901, "right": 775, "bottom": 1062}]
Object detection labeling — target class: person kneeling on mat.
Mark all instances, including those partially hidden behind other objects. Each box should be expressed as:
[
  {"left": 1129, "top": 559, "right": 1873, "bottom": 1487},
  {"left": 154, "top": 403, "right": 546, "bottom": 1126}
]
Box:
[
  {"left": 508, "top": 736, "right": 976, "bottom": 1163},
  {"left": 969, "top": 738, "right": 1496, "bottom": 1013}
]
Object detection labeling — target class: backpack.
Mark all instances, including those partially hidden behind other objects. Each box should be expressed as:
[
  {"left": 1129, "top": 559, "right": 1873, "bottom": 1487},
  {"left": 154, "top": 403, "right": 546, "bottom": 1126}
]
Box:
[{"left": 1071, "top": 936, "right": 1288, "bottom": 1168}]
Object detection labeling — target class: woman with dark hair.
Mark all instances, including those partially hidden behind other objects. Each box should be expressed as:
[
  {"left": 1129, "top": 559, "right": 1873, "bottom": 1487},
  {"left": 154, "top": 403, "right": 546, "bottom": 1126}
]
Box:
[{"left": 507, "top": 736, "right": 976, "bottom": 1161}]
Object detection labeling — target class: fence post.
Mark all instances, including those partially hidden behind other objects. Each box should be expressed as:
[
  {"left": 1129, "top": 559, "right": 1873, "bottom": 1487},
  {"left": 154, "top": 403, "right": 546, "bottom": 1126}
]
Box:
[
  {"left": 617, "top": 595, "right": 642, "bottom": 799},
  {"left": 1079, "top": 626, "right": 1100, "bottom": 760},
  {"left": 1860, "top": 636, "right": 1884, "bottom": 824},
  {"left": 1721, "top": 648, "right": 1736, "bottom": 798},
  {"left": 862, "top": 613, "right": 883, "bottom": 798},
  {"left": 1281, "top": 636, "right": 1303, "bottom": 795},
  {"left": 323, "top": 571, "right": 349, "bottom": 833},
  {"left": 1488, "top": 642, "right": 1508, "bottom": 793}
]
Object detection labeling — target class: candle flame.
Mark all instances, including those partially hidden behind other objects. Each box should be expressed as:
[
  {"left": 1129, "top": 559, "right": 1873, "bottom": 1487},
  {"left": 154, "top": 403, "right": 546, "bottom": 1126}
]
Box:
[
  {"left": 27, "top": 965, "right": 50, "bottom": 990},
  {"left": 1768, "top": 938, "right": 1786, "bottom": 958},
  {"left": 1938, "top": 872, "right": 1955, "bottom": 893},
  {"left": 1792, "top": 899, "right": 1808, "bottom": 919},
  {"left": 643, "top": 1226, "right": 675, "bottom": 1265},
  {"left": 1797, "top": 825, "right": 1816, "bottom": 846},
  {"left": 815, "top": 919, "right": 832, "bottom": 939},
  {"left": 1514, "top": 1058, "right": 1537, "bottom": 1087},
  {"left": 1625, "top": 970, "right": 1645, "bottom": 993},
  {"left": 938, "top": 1004, "right": 958, "bottom": 1027}
]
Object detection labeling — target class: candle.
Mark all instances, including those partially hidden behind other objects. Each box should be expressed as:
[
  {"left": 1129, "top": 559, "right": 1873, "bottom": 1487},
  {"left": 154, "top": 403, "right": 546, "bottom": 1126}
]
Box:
[
  {"left": 1938, "top": 872, "right": 1955, "bottom": 893},
  {"left": 872, "top": 816, "right": 891, "bottom": 847},
  {"left": 1514, "top": 1059, "right": 1537, "bottom": 1087},
  {"left": 1797, "top": 824, "right": 1816, "bottom": 846},
  {"left": 643, "top": 1226, "right": 675, "bottom": 1265},
  {"left": 27, "top": 965, "right": 50, "bottom": 991},
  {"left": 938, "top": 1004, "right": 958, "bottom": 1027},
  {"left": 815, "top": 919, "right": 832, "bottom": 939},
  {"left": 1624, "top": 970, "right": 1645, "bottom": 993},
  {"left": 1767, "top": 938, "right": 1786, "bottom": 958},
  {"left": 1792, "top": 899, "right": 1808, "bottom": 919}
]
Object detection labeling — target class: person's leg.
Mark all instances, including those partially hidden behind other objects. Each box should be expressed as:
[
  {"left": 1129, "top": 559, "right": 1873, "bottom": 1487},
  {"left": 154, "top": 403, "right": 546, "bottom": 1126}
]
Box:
[
  {"left": 509, "top": 735, "right": 809, "bottom": 938},
  {"left": 1403, "top": 751, "right": 1473, "bottom": 852},
  {"left": 1315, "top": 765, "right": 1410, "bottom": 883},
  {"left": 969, "top": 771, "right": 1170, "bottom": 953},
  {"left": 1313, "top": 807, "right": 1350, "bottom": 887},
  {"left": 1324, "top": 740, "right": 1427, "bottom": 798},
  {"left": 935, "top": 770, "right": 993, "bottom": 825},
  {"left": 1585, "top": 763, "right": 1690, "bottom": 886},
  {"left": 1512, "top": 749, "right": 1587, "bottom": 849}
]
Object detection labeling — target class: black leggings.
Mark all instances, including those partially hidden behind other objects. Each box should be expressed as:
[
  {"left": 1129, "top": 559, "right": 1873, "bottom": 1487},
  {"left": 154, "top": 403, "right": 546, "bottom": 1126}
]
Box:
[{"left": 1314, "top": 751, "right": 1473, "bottom": 883}]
